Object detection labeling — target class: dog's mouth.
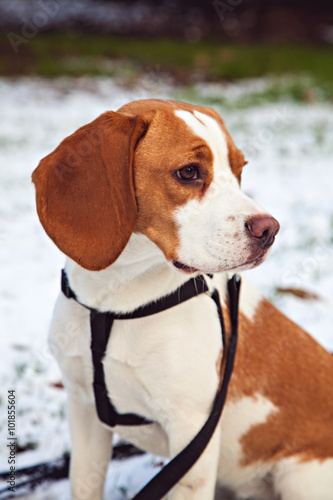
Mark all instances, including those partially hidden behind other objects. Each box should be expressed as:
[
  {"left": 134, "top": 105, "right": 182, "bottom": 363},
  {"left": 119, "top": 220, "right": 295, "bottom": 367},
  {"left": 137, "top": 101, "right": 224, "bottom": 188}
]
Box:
[
  {"left": 242, "top": 249, "right": 268, "bottom": 269},
  {"left": 172, "top": 249, "right": 268, "bottom": 275},
  {"left": 219, "top": 249, "right": 268, "bottom": 273},
  {"left": 172, "top": 260, "right": 199, "bottom": 274}
]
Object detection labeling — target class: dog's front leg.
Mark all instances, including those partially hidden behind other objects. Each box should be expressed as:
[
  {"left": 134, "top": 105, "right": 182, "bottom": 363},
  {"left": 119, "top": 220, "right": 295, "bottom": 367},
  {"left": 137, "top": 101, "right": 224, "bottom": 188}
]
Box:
[
  {"left": 167, "top": 419, "right": 221, "bottom": 500},
  {"left": 68, "top": 394, "right": 113, "bottom": 500}
]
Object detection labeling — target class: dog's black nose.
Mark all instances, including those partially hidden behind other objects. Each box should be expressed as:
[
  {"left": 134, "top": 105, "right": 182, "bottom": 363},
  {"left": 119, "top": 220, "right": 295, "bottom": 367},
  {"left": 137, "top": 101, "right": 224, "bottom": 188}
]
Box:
[{"left": 245, "top": 215, "right": 280, "bottom": 249}]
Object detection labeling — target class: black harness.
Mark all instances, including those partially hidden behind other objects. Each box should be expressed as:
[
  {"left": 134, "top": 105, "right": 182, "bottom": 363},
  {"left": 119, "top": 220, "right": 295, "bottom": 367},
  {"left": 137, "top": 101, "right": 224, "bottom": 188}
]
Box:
[{"left": 61, "top": 269, "right": 241, "bottom": 499}]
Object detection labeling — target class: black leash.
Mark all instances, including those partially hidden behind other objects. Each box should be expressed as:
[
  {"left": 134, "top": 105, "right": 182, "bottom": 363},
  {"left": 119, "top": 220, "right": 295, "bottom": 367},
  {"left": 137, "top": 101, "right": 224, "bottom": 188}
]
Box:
[
  {"left": 61, "top": 270, "right": 241, "bottom": 500},
  {"left": 131, "top": 275, "right": 240, "bottom": 500}
]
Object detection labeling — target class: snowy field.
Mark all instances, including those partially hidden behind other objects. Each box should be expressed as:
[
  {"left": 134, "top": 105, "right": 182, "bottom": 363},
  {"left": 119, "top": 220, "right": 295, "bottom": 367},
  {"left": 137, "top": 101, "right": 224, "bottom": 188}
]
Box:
[{"left": 0, "top": 76, "right": 332, "bottom": 499}]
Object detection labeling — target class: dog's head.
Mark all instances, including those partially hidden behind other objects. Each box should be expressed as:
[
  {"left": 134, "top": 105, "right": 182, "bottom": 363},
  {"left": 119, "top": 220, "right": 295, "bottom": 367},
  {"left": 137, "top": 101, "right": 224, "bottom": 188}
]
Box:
[{"left": 32, "top": 99, "right": 279, "bottom": 273}]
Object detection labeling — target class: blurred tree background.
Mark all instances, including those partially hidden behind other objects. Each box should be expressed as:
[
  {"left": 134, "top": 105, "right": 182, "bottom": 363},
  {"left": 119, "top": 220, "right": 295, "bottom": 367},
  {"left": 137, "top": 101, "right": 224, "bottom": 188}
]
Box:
[{"left": 0, "top": 0, "right": 333, "bottom": 95}]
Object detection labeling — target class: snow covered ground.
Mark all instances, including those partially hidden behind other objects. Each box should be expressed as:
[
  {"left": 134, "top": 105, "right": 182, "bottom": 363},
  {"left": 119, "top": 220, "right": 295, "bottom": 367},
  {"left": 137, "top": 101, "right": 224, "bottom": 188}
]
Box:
[{"left": 0, "top": 76, "right": 332, "bottom": 499}]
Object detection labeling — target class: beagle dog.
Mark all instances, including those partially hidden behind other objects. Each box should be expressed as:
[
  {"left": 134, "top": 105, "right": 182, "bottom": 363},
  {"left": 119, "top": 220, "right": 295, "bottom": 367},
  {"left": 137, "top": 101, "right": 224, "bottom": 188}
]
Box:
[{"left": 32, "top": 99, "right": 333, "bottom": 500}]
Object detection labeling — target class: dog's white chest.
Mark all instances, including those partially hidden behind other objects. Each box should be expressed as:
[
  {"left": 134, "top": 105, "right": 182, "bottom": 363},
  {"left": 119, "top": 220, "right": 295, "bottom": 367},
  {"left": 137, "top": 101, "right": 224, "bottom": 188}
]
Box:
[
  {"left": 104, "top": 293, "right": 223, "bottom": 423},
  {"left": 51, "top": 290, "right": 223, "bottom": 429}
]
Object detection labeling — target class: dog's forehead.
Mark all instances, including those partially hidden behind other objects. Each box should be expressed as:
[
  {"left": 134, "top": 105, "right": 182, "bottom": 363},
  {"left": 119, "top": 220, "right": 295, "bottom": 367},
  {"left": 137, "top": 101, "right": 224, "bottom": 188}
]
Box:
[
  {"left": 119, "top": 99, "right": 245, "bottom": 180},
  {"left": 174, "top": 109, "right": 231, "bottom": 175}
]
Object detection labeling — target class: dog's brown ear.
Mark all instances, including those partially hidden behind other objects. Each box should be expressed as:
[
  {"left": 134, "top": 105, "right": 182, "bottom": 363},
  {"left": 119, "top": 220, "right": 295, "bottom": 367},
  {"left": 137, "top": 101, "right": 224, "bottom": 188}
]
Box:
[{"left": 32, "top": 112, "right": 148, "bottom": 271}]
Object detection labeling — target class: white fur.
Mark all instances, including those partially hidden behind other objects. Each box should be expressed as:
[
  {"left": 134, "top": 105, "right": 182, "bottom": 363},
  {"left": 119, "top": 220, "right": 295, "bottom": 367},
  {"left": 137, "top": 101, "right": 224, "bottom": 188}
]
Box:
[
  {"left": 174, "top": 110, "right": 268, "bottom": 274},
  {"left": 274, "top": 457, "right": 333, "bottom": 500},
  {"left": 64, "top": 234, "right": 194, "bottom": 313},
  {"left": 218, "top": 394, "right": 278, "bottom": 499},
  {"left": 238, "top": 276, "right": 264, "bottom": 321}
]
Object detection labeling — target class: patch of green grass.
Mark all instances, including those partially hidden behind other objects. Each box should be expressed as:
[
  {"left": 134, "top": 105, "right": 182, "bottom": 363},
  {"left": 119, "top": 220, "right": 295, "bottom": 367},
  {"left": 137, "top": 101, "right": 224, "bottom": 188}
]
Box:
[
  {"left": 175, "top": 76, "right": 332, "bottom": 109},
  {"left": 33, "top": 359, "right": 46, "bottom": 374},
  {"left": 14, "top": 362, "right": 27, "bottom": 378},
  {"left": 1, "top": 31, "right": 333, "bottom": 88}
]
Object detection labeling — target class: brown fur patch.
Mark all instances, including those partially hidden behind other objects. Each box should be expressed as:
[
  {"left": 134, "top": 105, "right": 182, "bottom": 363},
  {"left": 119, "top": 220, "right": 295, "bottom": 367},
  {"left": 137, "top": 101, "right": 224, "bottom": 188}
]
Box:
[
  {"left": 228, "top": 298, "right": 333, "bottom": 464},
  {"left": 32, "top": 112, "right": 148, "bottom": 271},
  {"left": 277, "top": 287, "right": 321, "bottom": 301}
]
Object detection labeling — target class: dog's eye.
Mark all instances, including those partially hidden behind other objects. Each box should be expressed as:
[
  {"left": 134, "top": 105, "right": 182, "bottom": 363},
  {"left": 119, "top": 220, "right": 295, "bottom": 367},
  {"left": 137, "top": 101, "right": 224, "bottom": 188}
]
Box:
[{"left": 176, "top": 166, "right": 199, "bottom": 182}]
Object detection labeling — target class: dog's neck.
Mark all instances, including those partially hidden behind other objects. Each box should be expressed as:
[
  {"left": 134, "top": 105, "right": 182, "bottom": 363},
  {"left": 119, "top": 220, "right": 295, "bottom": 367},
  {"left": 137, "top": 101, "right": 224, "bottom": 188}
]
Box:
[{"left": 64, "top": 233, "right": 194, "bottom": 313}]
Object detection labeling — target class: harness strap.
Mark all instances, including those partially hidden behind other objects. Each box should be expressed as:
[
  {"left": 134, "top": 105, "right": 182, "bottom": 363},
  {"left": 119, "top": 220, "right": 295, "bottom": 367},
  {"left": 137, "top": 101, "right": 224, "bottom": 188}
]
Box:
[
  {"left": 61, "top": 269, "right": 209, "bottom": 319},
  {"left": 90, "top": 311, "right": 153, "bottom": 427},
  {"left": 61, "top": 271, "right": 210, "bottom": 427}
]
